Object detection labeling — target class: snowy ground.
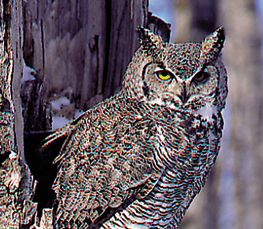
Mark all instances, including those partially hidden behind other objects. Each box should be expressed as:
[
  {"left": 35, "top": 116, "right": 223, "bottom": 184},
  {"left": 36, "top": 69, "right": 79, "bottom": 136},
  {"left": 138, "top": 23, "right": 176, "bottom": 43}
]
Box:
[
  {"left": 23, "top": 61, "right": 84, "bottom": 130},
  {"left": 51, "top": 95, "right": 84, "bottom": 129}
]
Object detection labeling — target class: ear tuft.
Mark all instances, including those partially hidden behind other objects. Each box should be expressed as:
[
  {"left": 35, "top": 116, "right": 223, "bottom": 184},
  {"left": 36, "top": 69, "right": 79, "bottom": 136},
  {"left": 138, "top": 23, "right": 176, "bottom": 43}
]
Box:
[{"left": 201, "top": 27, "right": 225, "bottom": 62}]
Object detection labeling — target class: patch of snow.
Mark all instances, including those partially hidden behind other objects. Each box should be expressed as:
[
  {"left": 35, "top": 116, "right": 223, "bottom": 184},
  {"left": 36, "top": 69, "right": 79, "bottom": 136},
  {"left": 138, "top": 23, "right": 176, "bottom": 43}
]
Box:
[
  {"left": 52, "top": 110, "right": 85, "bottom": 129},
  {"left": 74, "top": 110, "right": 84, "bottom": 119},
  {"left": 51, "top": 97, "right": 71, "bottom": 111},
  {"left": 51, "top": 96, "right": 85, "bottom": 129},
  {"left": 32, "top": 21, "right": 38, "bottom": 29},
  {"left": 22, "top": 61, "right": 36, "bottom": 82},
  {"left": 52, "top": 116, "right": 72, "bottom": 129}
]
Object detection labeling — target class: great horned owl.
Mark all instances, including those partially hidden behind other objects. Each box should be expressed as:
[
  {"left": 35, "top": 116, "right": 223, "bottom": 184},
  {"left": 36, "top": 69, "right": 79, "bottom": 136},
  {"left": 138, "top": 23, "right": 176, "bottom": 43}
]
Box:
[{"left": 38, "top": 27, "right": 227, "bottom": 228}]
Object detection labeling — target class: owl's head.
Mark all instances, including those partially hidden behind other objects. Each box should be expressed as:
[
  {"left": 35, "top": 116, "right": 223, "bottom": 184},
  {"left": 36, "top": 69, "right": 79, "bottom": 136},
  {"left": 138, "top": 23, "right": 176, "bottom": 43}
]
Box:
[{"left": 122, "top": 27, "right": 228, "bottom": 117}]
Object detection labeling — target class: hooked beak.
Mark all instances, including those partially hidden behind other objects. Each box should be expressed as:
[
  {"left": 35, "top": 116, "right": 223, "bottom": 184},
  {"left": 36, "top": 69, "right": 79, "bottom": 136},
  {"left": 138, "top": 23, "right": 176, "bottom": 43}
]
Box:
[{"left": 177, "top": 83, "right": 190, "bottom": 104}]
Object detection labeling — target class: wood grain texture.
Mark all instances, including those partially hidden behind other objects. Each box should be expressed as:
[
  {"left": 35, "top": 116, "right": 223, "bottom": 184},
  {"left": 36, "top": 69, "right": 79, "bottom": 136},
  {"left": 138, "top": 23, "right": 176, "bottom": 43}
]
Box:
[
  {"left": 0, "top": 0, "right": 37, "bottom": 227},
  {"left": 22, "top": 0, "right": 171, "bottom": 111}
]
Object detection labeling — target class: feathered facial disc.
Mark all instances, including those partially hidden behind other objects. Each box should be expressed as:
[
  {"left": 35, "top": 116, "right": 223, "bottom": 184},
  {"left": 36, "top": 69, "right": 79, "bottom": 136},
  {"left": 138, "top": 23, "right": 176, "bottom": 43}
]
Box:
[{"left": 123, "top": 27, "right": 228, "bottom": 114}]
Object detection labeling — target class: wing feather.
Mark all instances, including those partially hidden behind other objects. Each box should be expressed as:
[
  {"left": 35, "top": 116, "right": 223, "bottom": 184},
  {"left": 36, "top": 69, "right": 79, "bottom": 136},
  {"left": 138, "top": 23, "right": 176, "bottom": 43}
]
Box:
[{"left": 51, "top": 99, "right": 162, "bottom": 227}]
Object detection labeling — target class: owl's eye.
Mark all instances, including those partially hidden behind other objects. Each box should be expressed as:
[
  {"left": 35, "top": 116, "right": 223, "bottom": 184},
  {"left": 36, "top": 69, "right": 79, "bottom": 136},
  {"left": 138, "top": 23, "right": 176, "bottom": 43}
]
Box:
[
  {"left": 192, "top": 71, "right": 210, "bottom": 84},
  {"left": 156, "top": 70, "right": 172, "bottom": 81}
]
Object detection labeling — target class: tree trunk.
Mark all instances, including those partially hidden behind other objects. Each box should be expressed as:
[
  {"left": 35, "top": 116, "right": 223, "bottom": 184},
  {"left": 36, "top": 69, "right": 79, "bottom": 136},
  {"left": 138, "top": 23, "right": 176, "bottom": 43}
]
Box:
[
  {"left": 23, "top": 0, "right": 155, "bottom": 111},
  {"left": 22, "top": 0, "right": 170, "bottom": 132},
  {"left": 0, "top": 0, "right": 37, "bottom": 227}
]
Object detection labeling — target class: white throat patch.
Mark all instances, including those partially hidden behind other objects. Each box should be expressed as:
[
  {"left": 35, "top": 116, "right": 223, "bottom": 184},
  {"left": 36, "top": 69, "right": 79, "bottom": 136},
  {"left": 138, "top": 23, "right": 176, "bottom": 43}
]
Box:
[{"left": 195, "top": 103, "right": 216, "bottom": 122}]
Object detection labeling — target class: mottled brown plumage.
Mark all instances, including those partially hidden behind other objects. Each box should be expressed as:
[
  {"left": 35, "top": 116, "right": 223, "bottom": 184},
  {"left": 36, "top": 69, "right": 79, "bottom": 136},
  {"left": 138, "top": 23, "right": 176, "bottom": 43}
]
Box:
[{"left": 39, "top": 27, "right": 227, "bottom": 228}]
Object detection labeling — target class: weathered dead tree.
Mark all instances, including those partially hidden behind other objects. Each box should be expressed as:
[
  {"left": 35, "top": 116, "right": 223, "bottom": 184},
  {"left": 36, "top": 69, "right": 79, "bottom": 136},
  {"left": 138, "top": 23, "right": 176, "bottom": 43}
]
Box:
[
  {"left": 0, "top": 0, "right": 37, "bottom": 228},
  {"left": 22, "top": 0, "right": 170, "bottom": 112}
]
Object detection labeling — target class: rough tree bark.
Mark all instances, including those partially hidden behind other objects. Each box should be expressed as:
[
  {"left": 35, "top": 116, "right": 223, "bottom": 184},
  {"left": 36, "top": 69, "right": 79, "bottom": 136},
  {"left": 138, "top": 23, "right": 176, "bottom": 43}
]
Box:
[
  {"left": 0, "top": 0, "right": 37, "bottom": 228},
  {"left": 22, "top": 0, "right": 170, "bottom": 113}
]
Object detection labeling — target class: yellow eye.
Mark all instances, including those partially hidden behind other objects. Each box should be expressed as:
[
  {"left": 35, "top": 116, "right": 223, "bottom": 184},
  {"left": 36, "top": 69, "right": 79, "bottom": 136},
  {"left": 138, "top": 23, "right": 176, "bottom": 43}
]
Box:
[{"left": 156, "top": 71, "right": 172, "bottom": 81}]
